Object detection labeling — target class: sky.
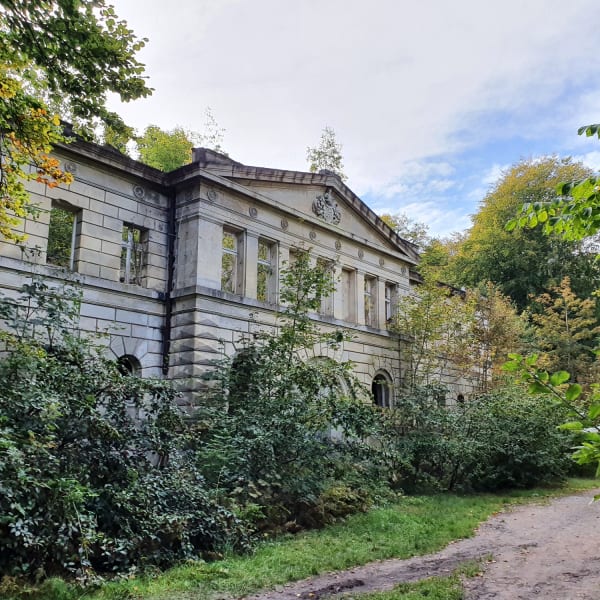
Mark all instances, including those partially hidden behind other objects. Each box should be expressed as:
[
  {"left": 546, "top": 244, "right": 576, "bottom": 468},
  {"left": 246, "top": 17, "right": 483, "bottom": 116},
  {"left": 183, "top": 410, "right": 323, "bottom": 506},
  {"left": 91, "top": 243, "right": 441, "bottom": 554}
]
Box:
[{"left": 107, "top": 0, "right": 600, "bottom": 238}]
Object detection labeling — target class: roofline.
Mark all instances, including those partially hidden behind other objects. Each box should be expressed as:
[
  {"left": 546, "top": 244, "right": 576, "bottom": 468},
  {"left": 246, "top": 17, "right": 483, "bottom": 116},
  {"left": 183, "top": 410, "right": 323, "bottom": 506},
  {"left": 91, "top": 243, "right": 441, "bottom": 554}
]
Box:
[{"left": 175, "top": 148, "right": 420, "bottom": 263}]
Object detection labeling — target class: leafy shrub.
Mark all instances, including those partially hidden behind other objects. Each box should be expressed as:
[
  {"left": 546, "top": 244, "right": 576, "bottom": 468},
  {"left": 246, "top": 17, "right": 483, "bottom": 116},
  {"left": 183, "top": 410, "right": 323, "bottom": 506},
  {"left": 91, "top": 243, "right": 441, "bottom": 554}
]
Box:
[
  {"left": 0, "top": 279, "right": 247, "bottom": 580},
  {"left": 374, "top": 384, "right": 572, "bottom": 492},
  {"left": 193, "top": 251, "right": 379, "bottom": 528}
]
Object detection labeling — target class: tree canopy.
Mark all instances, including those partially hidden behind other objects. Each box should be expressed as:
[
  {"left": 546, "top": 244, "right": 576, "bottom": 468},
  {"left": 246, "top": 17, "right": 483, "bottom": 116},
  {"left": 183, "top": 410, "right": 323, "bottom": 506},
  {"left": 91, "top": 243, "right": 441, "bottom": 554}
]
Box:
[
  {"left": 0, "top": 0, "right": 151, "bottom": 241},
  {"left": 136, "top": 109, "right": 227, "bottom": 171},
  {"left": 306, "top": 126, "right": 347, "bottom": 181},
  {"left": 445, "top": 157, "right": 599, "bottom": 311}
]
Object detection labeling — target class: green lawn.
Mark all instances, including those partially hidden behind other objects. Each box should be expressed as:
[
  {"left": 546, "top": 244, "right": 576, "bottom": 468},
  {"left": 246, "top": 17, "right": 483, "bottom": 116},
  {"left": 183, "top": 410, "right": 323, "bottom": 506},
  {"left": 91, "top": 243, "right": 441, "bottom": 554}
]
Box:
[{"left": 6, "top": 478, "right": 598, "bottom": 600}]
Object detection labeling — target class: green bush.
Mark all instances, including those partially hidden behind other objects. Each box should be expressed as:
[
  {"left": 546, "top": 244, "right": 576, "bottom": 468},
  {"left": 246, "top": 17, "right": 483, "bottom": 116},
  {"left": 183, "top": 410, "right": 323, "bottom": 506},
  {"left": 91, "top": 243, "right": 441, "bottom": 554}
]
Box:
[
  {"left": 0, "top": 279, "right": 247, "bottom": 580},
  {"left": 374, "top": 384, "right": 573, "bottom": 492}
]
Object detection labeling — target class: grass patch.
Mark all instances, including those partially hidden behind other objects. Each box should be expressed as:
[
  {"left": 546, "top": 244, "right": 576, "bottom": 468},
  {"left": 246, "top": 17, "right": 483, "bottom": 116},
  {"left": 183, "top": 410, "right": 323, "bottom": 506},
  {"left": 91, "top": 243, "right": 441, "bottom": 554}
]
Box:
[
  {"left": 349, "top": 575, "right": 464, "bottom": 600},
  {"left": 4, "top": 478, "right": 597, "bottom": 600}
]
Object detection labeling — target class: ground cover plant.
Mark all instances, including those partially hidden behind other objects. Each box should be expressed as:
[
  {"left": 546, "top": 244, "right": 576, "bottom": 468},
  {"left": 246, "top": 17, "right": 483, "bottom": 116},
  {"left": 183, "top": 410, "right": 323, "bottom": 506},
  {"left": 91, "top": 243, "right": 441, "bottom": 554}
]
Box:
[{"left": 3, "top": 479, "right": 596, "bottom": 600}]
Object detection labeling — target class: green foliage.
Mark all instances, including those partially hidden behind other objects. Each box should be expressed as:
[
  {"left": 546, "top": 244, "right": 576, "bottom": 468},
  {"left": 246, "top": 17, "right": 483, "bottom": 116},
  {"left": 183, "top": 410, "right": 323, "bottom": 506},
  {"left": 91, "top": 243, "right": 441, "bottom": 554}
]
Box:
[
  {"left": 0, "top": 0, "right": 151, "bottom": 136},
  {"left": 136, "top": 125, "right": 197, "bottom": 172},
  {"left": 529, "top": 276, "right": 600, "bottom": 384},
  {"left": 196, "top": 249, "right": 377, "bottom": 527},
  {"left": 373, "top": 383, "right": 572, "bottom": 492},
  {"left": 136, "top": 109, "right": 226, "bottom": 171},
  {"left": 452, "top": 157, "right": 599, "bottom": 311},
  {"left": 0, "top": 0, "right": 150, "bottom": 241},
  {"left": 392, "top": 276, "right": 477, "bottom": 389},
  {"left": 508, "top": 126, "right": 600, "bottom": 241},
  {"left": 306, "top": 126, "right": 347, "bottom": 181},
  {"left": 0, "top": 279, "right": 247, "bottom": 580},
  {"left": 46, "top": 207, "right": 74, "bottom": 267},
  {"left": 14, "top": 482, "right": 594, "bottom": 600},
  {"left": 503, "top": 353, "right": 600, "bottom": 478},
  {"left": 379, "top": 213, "right": 430, "bottom": 248}
]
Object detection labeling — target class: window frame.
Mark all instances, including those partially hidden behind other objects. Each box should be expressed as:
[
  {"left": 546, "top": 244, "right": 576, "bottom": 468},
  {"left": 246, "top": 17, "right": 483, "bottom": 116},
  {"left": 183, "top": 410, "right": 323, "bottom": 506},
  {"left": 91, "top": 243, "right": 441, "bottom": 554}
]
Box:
[
  {"left": 221, "top": 227, "right": 243, "bottom": 294},
  {"left": 121, "top": 223, "right": 146, "bottom": 286},
  {"left": 257, "top": 237, "right": 277, "bottom": 303},
  {"left": 372, "top": 371, "right": 393, "bottom": 408},
  {"left": 46, "top": 203, "right": 80, "bottom": 271},
  {"left": 364, "top": 274, "right": 377, "bottom": 327}
]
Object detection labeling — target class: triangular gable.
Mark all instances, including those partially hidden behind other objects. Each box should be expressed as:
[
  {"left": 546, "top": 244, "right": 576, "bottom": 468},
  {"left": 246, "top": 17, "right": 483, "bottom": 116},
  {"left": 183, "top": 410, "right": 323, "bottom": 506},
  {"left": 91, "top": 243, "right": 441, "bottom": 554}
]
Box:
[{"left": 189, "top": 149, "right": 419, "bottom": 265}]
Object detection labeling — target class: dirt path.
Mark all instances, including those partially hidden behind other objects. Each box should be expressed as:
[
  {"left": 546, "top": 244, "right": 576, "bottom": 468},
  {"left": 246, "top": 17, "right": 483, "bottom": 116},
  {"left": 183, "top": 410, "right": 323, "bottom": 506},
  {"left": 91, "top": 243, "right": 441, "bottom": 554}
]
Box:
[{"left": 244, "top": 489, "right": 600, "bottom": 600}]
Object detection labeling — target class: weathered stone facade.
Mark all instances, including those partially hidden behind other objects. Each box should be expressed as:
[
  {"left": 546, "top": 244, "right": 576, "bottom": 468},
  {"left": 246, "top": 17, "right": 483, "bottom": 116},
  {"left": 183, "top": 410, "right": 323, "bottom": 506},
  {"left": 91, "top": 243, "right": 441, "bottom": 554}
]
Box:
[{"left": 0, "top": 140, "right": 471, "bottom": 406}]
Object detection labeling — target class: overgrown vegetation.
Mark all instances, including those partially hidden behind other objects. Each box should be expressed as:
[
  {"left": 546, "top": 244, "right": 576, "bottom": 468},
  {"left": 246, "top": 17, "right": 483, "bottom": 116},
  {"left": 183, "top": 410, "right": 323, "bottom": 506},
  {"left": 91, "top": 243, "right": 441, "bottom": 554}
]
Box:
[
  {"left": 0, "top": 278, "right": 247, "bottom": 581},
  {"left": 2, "top": 480, "right": 595, "bottom": 600},
  {"left": 0, "top": 255, "right": 579, "bottom": 589}
]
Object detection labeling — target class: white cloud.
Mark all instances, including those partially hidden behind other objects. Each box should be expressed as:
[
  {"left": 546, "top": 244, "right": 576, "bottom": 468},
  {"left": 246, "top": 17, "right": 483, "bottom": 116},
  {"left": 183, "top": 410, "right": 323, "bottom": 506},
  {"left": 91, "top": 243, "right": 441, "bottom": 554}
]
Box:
[
  {"left": 107, "top": 0, "right": 600, "bottom": 235},
  {"left": 482, "top": 163, "right": 509, "bottom": 187}
]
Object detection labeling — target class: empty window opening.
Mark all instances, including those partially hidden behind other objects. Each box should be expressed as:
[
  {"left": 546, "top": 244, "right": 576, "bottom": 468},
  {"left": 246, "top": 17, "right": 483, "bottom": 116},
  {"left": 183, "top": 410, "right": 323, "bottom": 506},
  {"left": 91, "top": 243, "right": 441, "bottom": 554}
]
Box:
[
  {"left": 221, "top": 229, "right": 240, "bottom": 293},
  {"left": 47, "top": 205, "right": 79, "bottom": 270},
  {"left": 121, "top": 224, "right": 145, "bottom": 285},
  {"left": 364, "top": 275, "right": 377, "bottom": 326},
  {"left": 117, "top": 354, "right": 141, "bottom": 376},
  {"left": 372, "top": 371, "right": 393, "bottom": 408},
  {"left": 257, "top": 239, "right": 276, "bottom": 302}
]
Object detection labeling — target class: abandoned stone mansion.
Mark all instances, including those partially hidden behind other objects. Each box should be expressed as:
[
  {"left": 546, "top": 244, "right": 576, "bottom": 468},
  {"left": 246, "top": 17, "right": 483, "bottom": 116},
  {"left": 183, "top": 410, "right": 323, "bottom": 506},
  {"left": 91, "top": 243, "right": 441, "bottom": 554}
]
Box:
[{"left": 0, "top": 139, "right": 471, "bottom": 406}]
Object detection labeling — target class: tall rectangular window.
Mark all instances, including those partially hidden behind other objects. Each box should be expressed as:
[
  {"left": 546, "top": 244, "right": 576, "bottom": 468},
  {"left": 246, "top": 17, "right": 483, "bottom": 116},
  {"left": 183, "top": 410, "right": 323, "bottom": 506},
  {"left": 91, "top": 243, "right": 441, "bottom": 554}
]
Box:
[
  {"left": 341, "top": 268, "right": 355, "bottom": 322},
  {"left": 385, "top": 282, "right": 397, "bottom": 322},
  {"left": 221, "top": 229, "right": 240, "bottom": 293},
  {"left": 47, "top": 205, "right": 79, "bottom": 270},
  {"left": 364, "top": 275, "right": 377, "bottom": 327},
  {"left": 316, "top": 257, "right": 334, "bottom": 316},
  {"left": 257, "top": 238, "right": 276, "bottom": 303},
  {"left": 121, "top": 224, "right": 145, "bottom": 285}
]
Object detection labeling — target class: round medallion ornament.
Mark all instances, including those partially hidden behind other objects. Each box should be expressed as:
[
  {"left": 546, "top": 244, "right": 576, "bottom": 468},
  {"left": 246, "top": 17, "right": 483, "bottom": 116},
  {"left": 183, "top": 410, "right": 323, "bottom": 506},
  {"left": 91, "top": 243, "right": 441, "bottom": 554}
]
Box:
[
  {"left": 64, "top": 161, "right": 77, "bottom": 174},
  {"left": 207, "top": 189, "right": 218, "bottom": 202},
  {"left": 358, "top": 249, "right": 364, "bottom": 259},
  {"left": 132, "top": 184, "right": 145, "bottom": 199},
  {"left": 280, "top": 218, "right": 289, "bottom": 230},
  {"left": 335, "top": 240, "right": 342, "bottom": 251},
  {"left": 309, "top": 230, "right": 317, "bottom": 241},
  {"left": 249, "top": 207, "right": 258, "bottom": 218}
]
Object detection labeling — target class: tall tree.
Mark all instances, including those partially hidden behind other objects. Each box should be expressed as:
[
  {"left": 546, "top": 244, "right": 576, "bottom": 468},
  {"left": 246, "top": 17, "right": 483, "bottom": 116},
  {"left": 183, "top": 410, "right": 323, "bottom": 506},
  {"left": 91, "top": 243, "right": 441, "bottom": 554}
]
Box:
[
  {"left": 447, "top": 157, "right": 599, "bottom": 311},
  {"left": 306, "top": 126, "right": 347, "bottom": 181},
  {"left": 379, "top": 212, "right": 429, "bottom": 248},
  {"left": 136, "top": 125, "right": 197, "bottom": 172},
  {"left": 530, "top": 277, "right": 600, "bottom": 384},
  {"left": 0, "top": 0, "right": 151, "bottom": 241},
  {"left": 136, "top": 109, "right": 227, "bottom": 171}
]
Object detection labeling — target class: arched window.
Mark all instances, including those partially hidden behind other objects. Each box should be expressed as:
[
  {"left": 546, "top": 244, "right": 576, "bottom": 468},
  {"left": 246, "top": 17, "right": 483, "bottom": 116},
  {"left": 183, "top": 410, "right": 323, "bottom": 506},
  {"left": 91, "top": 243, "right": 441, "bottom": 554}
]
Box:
[
  {"left": 372, "top": 371, "right": 393, "bottom": 408},
  {"left": 117, "top": 354, "right": 141, "bottom": 376}
]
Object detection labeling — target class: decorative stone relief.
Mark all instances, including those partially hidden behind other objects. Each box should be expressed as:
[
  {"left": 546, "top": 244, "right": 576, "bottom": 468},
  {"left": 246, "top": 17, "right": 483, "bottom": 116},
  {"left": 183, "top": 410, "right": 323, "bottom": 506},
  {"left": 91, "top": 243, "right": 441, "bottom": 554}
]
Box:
[
  {"left": 64, "top": 161, "right": 78, "bottom": 174},
  {"left": 132, "top": 184, "right": 145, "bottom": 199},
  {"left": 401, "top": 266, "right": 407, "bottom": 274},
  {"left": 249, "top": 207, "right": 258, "bottom": 218},
  {"left": 309, "top": 231, "right": 317, "bottom": 240},
  {"left": 207, "top": 189, "right": 218, "bottom": 202},
  {"left": 184, "top": 188, "right": 193, "bottom": 201},
  {"left": 312, "top": 189, "right": 341, "bottom": 225},
  {"left": 379, "top": 258, "right": 385, "bottom": 267},
  {"left": 335, "top": 240, "right": 342, "bottom": 251},
  {"left": 358, "top": 249, "right": 364, "bottom": 259}
]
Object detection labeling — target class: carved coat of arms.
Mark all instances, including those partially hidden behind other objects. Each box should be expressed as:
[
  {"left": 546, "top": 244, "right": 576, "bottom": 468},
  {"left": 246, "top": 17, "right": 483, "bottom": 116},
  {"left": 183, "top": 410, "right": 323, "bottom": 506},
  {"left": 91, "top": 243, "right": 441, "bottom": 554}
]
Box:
[{"left": 312, "top": 189, "right": 341, "bottom": 225}]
